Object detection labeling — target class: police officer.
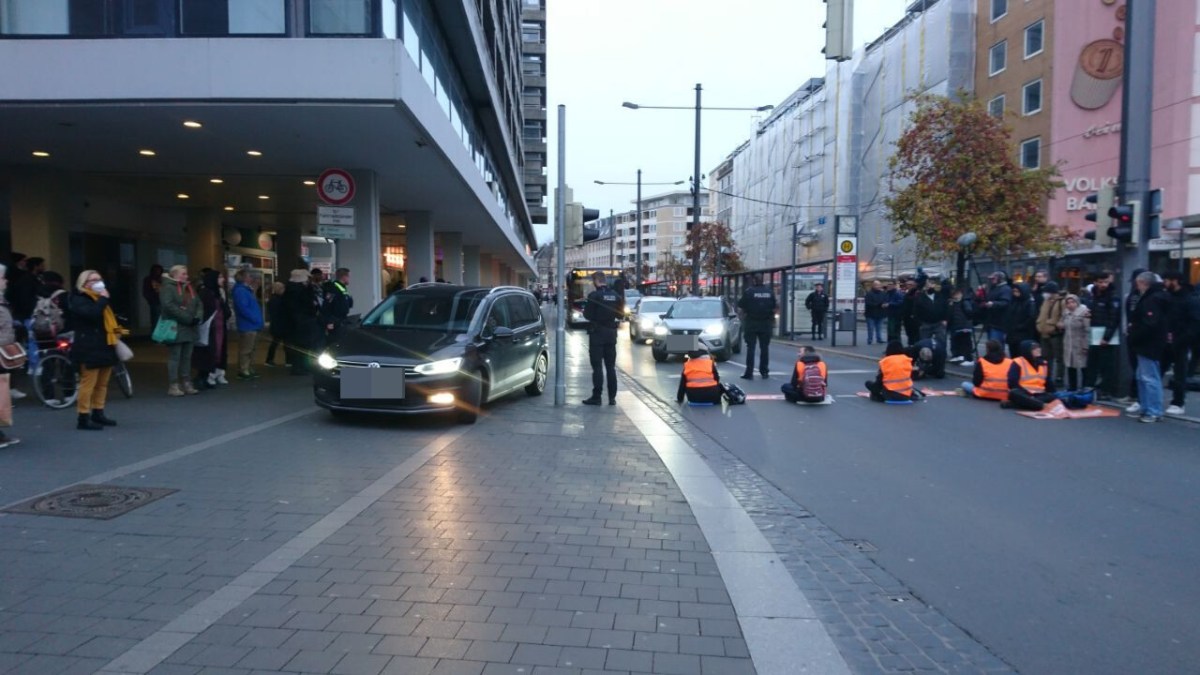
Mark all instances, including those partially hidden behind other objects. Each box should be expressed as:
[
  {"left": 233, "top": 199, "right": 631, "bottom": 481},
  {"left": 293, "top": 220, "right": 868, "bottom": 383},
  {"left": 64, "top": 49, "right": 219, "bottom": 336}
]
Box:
[
  {"left": 321, "top": 267, "right": 353, "bottom": 342},
  {"left": 738, "top": 274, "right": 777, "bottom": 380},
  {"left": 582, "top": 272, "right": 623, "bottom": 405}
]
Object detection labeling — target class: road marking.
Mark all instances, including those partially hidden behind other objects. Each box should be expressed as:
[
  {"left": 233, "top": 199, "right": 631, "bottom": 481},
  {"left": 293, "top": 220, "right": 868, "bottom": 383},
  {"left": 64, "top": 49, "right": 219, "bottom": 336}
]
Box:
[
  {"left": 98, "top": 423, "right": 473, "bottom": 674},
  {"left": 0, "top": 407, "right": 319, "bottom": 516},
  {"left": 827, "top": 369, "right": 875, "bottom": 374}
]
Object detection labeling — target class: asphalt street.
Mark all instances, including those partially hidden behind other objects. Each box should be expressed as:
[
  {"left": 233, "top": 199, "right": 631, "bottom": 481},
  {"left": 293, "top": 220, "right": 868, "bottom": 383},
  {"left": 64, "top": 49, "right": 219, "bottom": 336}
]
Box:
[{"left": 603, "top": 325, "right": 1200, "bottom": 675}]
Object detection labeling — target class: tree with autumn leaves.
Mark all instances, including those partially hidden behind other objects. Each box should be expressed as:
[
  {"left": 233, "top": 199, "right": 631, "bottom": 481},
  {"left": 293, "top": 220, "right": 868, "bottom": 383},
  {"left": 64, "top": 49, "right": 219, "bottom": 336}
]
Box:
[
  {"left": 687, "top": 221, "right": 744, "bottom": 284},
  {"left": 885, "top": 93, "right": 1070, "bottom": 262}
]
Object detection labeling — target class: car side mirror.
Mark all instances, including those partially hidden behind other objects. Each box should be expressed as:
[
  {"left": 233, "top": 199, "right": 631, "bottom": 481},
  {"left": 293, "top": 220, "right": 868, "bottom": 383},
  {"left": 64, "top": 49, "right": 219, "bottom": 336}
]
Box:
[{"left": 492, "top": 326, "right": 515, "bottom": 340}]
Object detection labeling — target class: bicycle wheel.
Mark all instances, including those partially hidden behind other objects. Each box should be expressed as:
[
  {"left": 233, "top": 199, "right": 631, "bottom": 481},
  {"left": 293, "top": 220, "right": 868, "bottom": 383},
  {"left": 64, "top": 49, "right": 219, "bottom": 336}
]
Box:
[
  {"left": 113, "top": 362, "right": 133, "bottom": 399},
  {"left": 34, "top": 353, "right": 79, "bottom": 409}
]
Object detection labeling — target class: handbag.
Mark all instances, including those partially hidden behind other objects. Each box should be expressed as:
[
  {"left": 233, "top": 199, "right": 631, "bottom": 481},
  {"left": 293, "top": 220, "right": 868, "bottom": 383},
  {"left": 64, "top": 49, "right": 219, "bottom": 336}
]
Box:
[
  {"left": 195, "top": 312, "right": 216, "bottom": 348},
  {"left": 115, "top": 339, "right": 134, "bottom": 363},
  {"left": 152, "top": 317, "right": 179, "bottom": 344},
  {"left": 0, "top": 343, "right": 27, "bottom": 371}
]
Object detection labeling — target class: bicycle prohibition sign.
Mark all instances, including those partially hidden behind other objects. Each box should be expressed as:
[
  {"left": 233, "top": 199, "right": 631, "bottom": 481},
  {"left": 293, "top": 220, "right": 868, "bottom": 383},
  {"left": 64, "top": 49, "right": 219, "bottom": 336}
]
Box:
[{"left": 316, "top": 168, "right": 355, "bottom": 206}]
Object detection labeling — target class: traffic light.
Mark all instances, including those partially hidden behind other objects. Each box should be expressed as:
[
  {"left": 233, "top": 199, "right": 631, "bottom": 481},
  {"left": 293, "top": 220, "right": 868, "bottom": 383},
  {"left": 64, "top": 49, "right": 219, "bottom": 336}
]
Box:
[
  {"left": 1146, "top": 188, "right": 1163, "bottom": 239},
  {"left": 1084, "top": 186, "right": 1114, "bottom": 247},
  {"left": 581, "top": 208, "right": 600, "bottom": 243},
  {"left": 1107, "top": 200, "right": 1140, "bottom": 245},
  {"left": 823, "top": 0, "right": 853, "bottom": 62}
]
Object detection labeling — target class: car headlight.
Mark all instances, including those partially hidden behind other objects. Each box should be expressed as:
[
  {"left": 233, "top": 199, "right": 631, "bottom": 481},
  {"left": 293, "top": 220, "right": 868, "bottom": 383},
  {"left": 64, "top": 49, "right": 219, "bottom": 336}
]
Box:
[
  {"left": 571, "top": 310, "right": 584, "bottom": 319},
  {"left": 653, "top": 325, "right": 668, "bottom": 336},
  {"left": 414, "top": 357, "right": 463, "bottom": 375},
  {"left": 640, "top": 317, "right": 657, "bottom": 330},
  {"left": 701, "top": 323, "right": 724, "bottom": 337},
  {"left": 317, "top": 352, "right": 338, "bottom": 370}
]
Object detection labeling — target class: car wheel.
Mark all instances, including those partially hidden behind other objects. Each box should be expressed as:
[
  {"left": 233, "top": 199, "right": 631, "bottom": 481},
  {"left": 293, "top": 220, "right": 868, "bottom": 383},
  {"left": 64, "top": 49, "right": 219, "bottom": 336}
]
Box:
[
  {"left": 652, "top": 348, "right": 668, "bottom": 363},
  {"left": 525, "top": 353, "right": 548, "bottom": 396},
  {"left": 629, "top": 325, "right": 637, "bottom": 340},
  {"left": 715, "top": 347, "right": 731, "bottom": 362},
  {"left": 457, "top": 371, "right": 484, "bottom": 424}
]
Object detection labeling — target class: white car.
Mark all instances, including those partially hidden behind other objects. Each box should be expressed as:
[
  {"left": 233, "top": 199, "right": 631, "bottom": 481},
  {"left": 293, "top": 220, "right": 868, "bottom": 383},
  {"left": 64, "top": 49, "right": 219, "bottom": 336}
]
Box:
[
  {"left": 629, "top": 296, "right": 676, "bottom": 344},
  {"left": 650, "top": 297, "right": 743, "bottom": 362}
]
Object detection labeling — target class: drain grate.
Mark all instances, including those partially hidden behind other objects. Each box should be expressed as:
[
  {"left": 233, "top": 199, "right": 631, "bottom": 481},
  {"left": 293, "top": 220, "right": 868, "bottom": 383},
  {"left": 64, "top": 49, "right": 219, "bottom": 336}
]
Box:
[
  {"left": 842, "top": 539, "right": 878, "bottom": 553},
  {"left": 2, "top": 484, "right": 178, "bottom": 520}
]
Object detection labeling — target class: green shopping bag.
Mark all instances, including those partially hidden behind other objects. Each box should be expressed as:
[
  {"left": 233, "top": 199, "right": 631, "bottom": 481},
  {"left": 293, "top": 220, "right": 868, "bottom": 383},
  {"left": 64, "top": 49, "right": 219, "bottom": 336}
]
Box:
[{"left": 151, "top": 317, "right": 179, "bottom": 344}]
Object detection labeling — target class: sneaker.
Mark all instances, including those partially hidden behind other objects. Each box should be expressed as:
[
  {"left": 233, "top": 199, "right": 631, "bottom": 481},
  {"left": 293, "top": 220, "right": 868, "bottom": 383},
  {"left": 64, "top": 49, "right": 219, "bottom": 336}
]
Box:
[
  {"left": 1125, "top": 402, "right": 1142, "bottom": 415},
  {"left": 1116, "top": 396, "right": 1136, "bottom": 405},
  {"left": 1139, "top": 414, "right": 1162, "bottom": 424},
  {"left": 960, "top": 361, "right": 974, "bottom": 367},
  {"left": 10, "top": 388, "right": 26, "bottom": 400},
  {"left": 1165, "top": 405, "right": 1186, "bottom": 416},
  {"left": 948, "top": 356, "right": 964, "bottom": 363},
  {"left": 955, "top": 387, "right": 966, "bottom": 397},
  {"left": 237, "top": 372, "right": 255, "bottom": 381},
  {"left": 581, "top": 397, "right": 601, "bottom": 406}
]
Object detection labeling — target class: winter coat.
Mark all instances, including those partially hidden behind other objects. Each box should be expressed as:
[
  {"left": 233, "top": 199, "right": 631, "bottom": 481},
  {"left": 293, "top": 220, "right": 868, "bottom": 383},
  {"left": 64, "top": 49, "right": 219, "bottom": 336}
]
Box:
[
  {"left": 232, "top": 282, "right": 264, "bottom": 332},
  {"left": 267, "top": 295, "right": 286, "bottom": 338},
  {"left": 864, "top": 289, "right": 888, "bottom": 319},
  {"left": 158, "top": 274, "right": 203, "bottom": 343},
  {"left": 1084, "top": 286, "right": 1121, "bottom": 344},
  {"left": 913, "top": 290, "right": 949, "bottom": 325},
  {"left": 1060, "top": 305, "right": 1090, "bottom": 369},
  {"left": 984, "top": 282, "right": 1012, "bottom": 329},
  {"left": 1128, "top": 282, "right": 1170, "bottom": 360},
  {"left": 67, "top": 291, "right": 118, "bottom": 369},
  {"left": 1164, "top": 286, "right": 1200, "bottom": 346},
  {"left": 192, "top": 285, "right": 227, "bottom": 372},
  {"left": 886, "top": 289, "right": 906, "bottom": 319},
  {"left": 283, "top": 281, "right": 322, "bottom": 349},
  {"left": 805, "top": 291, "right": 830, "bottom": 315},
  {"left": 947, "top": 298, "right": 974, "bottom": 332},
  {"left": 1036, "top": 293, "right": 1066, "bottom": 339},
  {"left": 1003, "top": 284, "right": 1037, "bottom": 343}
]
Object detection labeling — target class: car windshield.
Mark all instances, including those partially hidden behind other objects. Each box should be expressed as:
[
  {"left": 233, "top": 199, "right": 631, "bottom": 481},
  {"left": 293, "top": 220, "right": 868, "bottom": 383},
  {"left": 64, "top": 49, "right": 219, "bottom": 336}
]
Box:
[
  {"left": 361, "top": 290, "right": 487, "bottom": 333},
  {"left": 667, "top": 300, "right": 724, "bottom": 319},
  {"left": 638, "top": 300, "right": 675, "bottom": 314}
]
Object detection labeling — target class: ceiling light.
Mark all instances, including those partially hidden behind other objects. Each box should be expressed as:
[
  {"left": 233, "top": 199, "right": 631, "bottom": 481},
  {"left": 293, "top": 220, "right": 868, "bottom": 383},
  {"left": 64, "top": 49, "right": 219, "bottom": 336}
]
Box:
[
  {"left": 183, "top": 120, "right": 202, "bottom": 129},
  {"left": 31, "top": 151, "right": 50, "bottom": 158},
  {"left": 258, "top": 195, "right": 270, "bottom": 200},
  {"left": 177, "top": 193, "right": 190, "bottom": 199},
  {"left": 303, "top": 180, "right": 316, "bottom": 186},
  {"left": 246, "top": 150, "right": 262, "bottom": 157},
  {"left": 223, "top": 206, "right": 235, "bottom": 211},
  {"left": 139, "top": 149, "right": 156, "bottom": 156},
  {"left": 210, "top": 178, "right": 224, "bottom": 184}
]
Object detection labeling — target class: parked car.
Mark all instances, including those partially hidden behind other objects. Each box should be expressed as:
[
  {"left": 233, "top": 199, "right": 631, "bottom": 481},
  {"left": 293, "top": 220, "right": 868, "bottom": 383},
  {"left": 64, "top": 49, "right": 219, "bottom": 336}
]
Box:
[
  {"left": 650, "top": 296, "right": 742, "bottom": 362},
  {"left": 621, "top": 289, "right": 641, "bottom": 320},
  {"left": 629, "top": 296, "right": 677, "bottom": 344},
  {"left": 314, "top": 285, "right": 548, "bottom": 423}
]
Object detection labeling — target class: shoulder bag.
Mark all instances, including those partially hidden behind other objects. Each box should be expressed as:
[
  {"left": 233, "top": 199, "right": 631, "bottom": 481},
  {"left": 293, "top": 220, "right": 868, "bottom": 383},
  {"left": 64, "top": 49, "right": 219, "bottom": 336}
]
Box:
[
  {"left": 152, "top": 317, "right": 179, "bottom": 344},
  {"left": 0, "top": 343, "right": 28, "bottom": 371}
]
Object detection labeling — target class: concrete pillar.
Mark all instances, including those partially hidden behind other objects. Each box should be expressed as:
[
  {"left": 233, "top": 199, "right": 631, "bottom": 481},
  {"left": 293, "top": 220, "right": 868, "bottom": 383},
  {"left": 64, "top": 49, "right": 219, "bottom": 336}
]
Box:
[
  {"left": 489, "top": 257, "right": 502, "bottom": 286},
  {"left": 186, "top": 210, "right": 222, "bottom": 272},
  {"left": 463, "top": 245, "right": 481, "bottom": 285},
  {"left": 333, "top": 170, "right": 383, "bottom": 309},
  {"left": 439, "top": 232, "right": 463, "bottom": 284},
  {"left": 479, "top": 253, "right": 494, "bottom": 286},
  {"left": 274, "top": 225, "right": 304, "bottom": 277},
  {"left": 9, "top": 174, "right": 70, "bottom": 274},
  {"left": 405, "top": 211, "right": 435, "bottom": 284}
]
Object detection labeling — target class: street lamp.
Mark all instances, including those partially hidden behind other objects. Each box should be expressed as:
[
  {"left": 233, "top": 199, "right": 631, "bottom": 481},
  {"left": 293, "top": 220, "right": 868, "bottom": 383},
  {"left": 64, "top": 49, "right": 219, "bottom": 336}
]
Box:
[
  {"left": 955, "top": 232, "right": 978, "bottom": 291},
  {"left": 623, "top": 84, "right": 773, "bottom": 295},
  {"left": 595, "top": 174, "right": 685, "bottom": 287}
]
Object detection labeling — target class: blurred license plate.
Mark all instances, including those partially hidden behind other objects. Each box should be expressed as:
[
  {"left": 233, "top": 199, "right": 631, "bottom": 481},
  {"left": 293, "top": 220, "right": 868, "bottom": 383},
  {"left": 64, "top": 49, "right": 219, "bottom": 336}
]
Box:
[
  {"left": 666, "top": 335, "right": 698, "bottom": 352},
  {"left": 341, "top": 367, "right": 405, "bottom": 399}
]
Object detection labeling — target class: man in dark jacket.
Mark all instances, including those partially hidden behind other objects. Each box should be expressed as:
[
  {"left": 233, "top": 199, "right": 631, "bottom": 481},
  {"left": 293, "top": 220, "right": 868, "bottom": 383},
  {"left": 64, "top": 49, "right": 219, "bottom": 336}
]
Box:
[
  {"left": 321, "top": 267, "right": 354, "bottom": 342},
  {"left": 900, "top": 278, "right": 921, "bottom": 346},
  {"left": 1160, "top": 271, "right": 1197, "bottom": 416},
  {"left": 739, "top": 274, "right": 778, "bottom": 378},
  {"left": 864, "top": 281, "right": 888, "bottom": 345},
  {"left": 1127, "top": 271, "right": 1169, "bottom": 422},
  {"left": 1119, "top": 268, "right": 1146, "bottom": 404},
  {"left": 913, "top": 277, "right": 949, "bottom": 347},
  {"left": 947, "top": 287, "right": 976, "bottom": 364},
  {"left": 804, "top": 283, "right": 830, "bottom": 341},
  {"left": 1083, "top": 272, "right": 1121, "bottom": 399},
  {"left": 982, "top": 272, "right": 1012, "bottom": 346},
  {"left": 283, "top": 269, "right": 322, "bottom": 376},
  {"left": 885, "top": 282, "right": 905, "bottom": 343},
  {"left": 1003, "top": 282, "right": 1037, "bottom": 359}
]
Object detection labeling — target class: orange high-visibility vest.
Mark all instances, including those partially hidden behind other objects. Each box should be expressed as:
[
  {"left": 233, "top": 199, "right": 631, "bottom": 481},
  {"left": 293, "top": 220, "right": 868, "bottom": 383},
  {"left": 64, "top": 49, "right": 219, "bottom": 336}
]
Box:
[
  {"left": 975, "top": 358, "right": 1012, "bottom": 401},
  {"left": 795, "top": 360, "right": 828, "bottom": 381},
  {"left": 1015, "top": 357, "right": 1046, "bottom": 394},
  {"left": 683, "top": 358, "right": 718, "bottom": 389},
  {"left": 879, "top": 354, "right": 914, "bottom": 397}
]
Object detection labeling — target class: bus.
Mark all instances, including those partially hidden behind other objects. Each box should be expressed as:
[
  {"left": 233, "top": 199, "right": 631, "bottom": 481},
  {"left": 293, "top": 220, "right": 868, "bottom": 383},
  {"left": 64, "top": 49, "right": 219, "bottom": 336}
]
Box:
[{"left": 566, "top": 267, "right": 623, "bottom": 327}]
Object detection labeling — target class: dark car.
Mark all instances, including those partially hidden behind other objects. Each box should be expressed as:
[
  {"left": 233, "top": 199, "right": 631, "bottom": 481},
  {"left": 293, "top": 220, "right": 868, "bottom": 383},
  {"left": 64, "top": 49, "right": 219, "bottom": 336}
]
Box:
[{"left": 314, "top": 285, "right": 548, "bottom": 423}]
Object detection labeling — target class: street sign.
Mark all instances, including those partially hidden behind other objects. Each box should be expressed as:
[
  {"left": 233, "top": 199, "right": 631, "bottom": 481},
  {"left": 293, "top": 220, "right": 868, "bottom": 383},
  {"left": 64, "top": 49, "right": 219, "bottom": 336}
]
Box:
[
  {"left": 834, "top": 235, "right": 858, "bottom": 312},
  {"left": 318, "top": 206, "right": 354, "bottom": 226},
  {"left": 317, "top": 225, "right": 356, "bottom": 239},
  {"left": 316, "top": 168, "right": 355, "bottom": 205}
]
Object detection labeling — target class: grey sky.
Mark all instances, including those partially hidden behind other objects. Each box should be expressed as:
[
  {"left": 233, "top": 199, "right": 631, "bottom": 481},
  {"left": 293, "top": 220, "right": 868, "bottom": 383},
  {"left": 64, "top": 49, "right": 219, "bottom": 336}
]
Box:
[{"left": 537, "top": 0, "right": 907, "bottom": 246}]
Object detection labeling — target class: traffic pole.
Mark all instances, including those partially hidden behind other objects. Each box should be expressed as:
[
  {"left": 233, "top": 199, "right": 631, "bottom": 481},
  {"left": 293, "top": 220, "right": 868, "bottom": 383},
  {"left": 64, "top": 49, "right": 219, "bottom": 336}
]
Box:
[{"left": 554, "top": 104, "right": 567, "bottom": 407}]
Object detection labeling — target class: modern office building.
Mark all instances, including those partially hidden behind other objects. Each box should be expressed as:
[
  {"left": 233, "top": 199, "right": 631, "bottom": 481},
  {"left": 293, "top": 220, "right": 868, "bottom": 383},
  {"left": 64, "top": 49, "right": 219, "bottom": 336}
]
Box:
[
  {"left": 0, "top": 0, "right": 540, "bottom": 329},
  {"left": 521, "top": 0, "right": 548, "bottom": 225}
]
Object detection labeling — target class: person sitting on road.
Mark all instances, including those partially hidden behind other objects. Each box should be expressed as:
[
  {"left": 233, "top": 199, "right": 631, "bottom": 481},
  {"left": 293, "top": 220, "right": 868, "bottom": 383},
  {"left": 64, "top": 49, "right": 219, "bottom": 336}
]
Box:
[
  {"left": 1004, "top": 340, "right": 1057, "bottom": 411},
  {"left": 961, "top": 339, "right": 1011, "bottom": 402},
  {"left": 866, "top": 341, "right": 921, "bottom": 403},
  {"left": 907, "top": 337, "right": 946, "bottom": 380},
  {"left": 677, "top": 348, "right": 722, "bottom": 405},
  {"left": 782, "top": 346, "right": 827, "bottom": 404}
]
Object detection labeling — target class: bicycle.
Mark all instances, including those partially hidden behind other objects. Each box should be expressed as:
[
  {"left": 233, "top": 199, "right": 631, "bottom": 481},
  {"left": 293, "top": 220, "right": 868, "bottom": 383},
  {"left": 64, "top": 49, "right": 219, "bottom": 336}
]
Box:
[{"left": 32, "top": 332, "right": 133, "bottom": 409}]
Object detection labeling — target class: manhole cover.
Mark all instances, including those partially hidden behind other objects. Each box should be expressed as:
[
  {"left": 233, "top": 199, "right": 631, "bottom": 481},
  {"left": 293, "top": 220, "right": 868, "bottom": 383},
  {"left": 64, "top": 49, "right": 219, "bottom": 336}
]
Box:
[{"left": 2, "top": 484, "right": 177, "bottom": 520}]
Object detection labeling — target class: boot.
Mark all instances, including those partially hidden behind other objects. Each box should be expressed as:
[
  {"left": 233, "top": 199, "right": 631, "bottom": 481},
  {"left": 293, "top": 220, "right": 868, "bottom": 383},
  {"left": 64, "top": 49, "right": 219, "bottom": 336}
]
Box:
[
  {"left": 77, "top": 413, "right": 104, "bottom": 430},
  {"left": 206, "top": 371, "right": 219, "bottom": 387},
  {"left": 182, "top": 379, "right": 200, "bottom": 395},
  {"left": 167, "top": 383, "right": 185, "bottom": 397},
  {"left": 91, "top": 410, "right": 117, "bottom": 427},
  {"left": 215, "top": 368, "right": 229, "bottom": 385}
]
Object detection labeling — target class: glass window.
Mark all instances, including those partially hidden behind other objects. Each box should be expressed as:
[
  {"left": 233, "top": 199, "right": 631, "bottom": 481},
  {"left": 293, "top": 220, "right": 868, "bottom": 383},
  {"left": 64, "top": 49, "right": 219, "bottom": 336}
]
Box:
[
  {"left": 179, "top": 0, "right": 285, "bottom": 35},
  {"left": 1020, "top": 137, "right": 1041, "bottom": 169},
  {"left": 123, "top": 0, "right": 173, "bottom": 35},
  {"left": 1023, "top": 79, "right": 1043, "bottom": 115},
  {"left": 0, "top": 0, "right": 68, "bottom": 34},
  {"left": 380, "top": 0, "right": 395, "bottom": 38},
  {"left": 1025, "top": 20, "right": 1044, "bottom": 58},
  {"left": 988, "top": 95, "right": 1005, "bottom": 119},
  {"left": 991, "top": 0, "right": 1007, "bottom": 21},
  {"left": 361, "top": 290, "right": 486, "bottom": 333},
  {"left": 68, "top": 0, "right": 110, "bottom": 35},
  {"left": 989, "top": 40, "right": 1006, "bottom": 76},
  {"left": 309, "top": 0, "right": 371, "bottom": 35},
  {"left": 505, "top": 295, "right": 539, "bottom": 327}
]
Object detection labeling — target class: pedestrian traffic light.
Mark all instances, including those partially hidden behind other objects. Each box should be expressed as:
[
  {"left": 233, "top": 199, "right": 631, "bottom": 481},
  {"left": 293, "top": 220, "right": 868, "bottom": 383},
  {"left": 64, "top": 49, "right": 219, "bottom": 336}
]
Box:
[
  {"left": 581, "top": 207, "right": 600, "bottom": 243},
  {"left": 823, "top": 0, "right": 853, "bottom": 62},
  {"left": 1146, "top": 188, "right": 1163, "bottom": 239},
  {"left": 1107, "top": 200, "right": 1140, "bottom": 245},
  {"left": 1084, "top": 186, "right": 1114, "bottom": 247}
]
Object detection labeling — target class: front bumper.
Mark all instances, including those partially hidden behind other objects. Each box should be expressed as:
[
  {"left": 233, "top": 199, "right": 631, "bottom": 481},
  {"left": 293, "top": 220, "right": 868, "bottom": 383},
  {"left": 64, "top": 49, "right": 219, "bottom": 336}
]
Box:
[
  {"left": 652, "top": 334, "right": 726, "bottom": 354},
  {"left": 313, "top": 369, "right": 466, "bottom": 414}
]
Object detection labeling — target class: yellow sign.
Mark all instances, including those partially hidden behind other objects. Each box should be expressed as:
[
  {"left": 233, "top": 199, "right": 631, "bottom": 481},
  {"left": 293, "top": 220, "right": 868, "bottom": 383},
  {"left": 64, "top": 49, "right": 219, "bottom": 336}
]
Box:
[{"left": 839, "top": 239, "right": 854, "bottom": 254}]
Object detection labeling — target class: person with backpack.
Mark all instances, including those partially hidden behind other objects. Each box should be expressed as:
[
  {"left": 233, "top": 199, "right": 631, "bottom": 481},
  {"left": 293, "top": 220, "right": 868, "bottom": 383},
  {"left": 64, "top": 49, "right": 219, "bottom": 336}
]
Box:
[
  {"left": 676, "top": 348, "right": 723, "bottom": 405},
  {"left": 31, "top": 271, "right": 69, "bottom": 340},
  {"left": 782, "top": 345, "right": 827, "bottom": 404}
]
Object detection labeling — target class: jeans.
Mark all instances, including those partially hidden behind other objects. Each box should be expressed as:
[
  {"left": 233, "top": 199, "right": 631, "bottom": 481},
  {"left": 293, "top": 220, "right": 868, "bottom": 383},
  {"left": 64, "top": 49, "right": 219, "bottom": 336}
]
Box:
[
  {"left": 1136, "top": 355, "right": 1164, "bottom": 417},
  {"left": 987, "top": 327, "right": 1006, "bottom": 346},
  {"left": 961, "top": 382, "right": 976, "bottom": 397},
  {"left": 866, "top": 317, "right": 884, "bottom": 344},
  {"left": 237, "top": 331, "right": 259, "bottom": 375},
  {"left": 887, "top": 316, "right": 902, "bottom": 342}
]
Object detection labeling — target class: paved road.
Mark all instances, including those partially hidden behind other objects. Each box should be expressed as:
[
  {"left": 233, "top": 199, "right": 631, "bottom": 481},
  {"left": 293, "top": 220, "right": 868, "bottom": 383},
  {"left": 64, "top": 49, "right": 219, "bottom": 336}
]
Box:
[{"left": 606, "top": 325, "right": 1200, "bottom": 675}]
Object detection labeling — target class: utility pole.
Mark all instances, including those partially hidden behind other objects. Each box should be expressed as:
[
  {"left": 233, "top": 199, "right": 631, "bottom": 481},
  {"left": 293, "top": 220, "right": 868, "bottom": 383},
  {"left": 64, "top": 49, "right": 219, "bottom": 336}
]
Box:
[
  {"left": 636, "top": 169, "right": 643, "bottom": 287},
  {"left": 691, "top": 83, "right": 702, "bottom": 295},
  {"left": 554, "top": 105, "right": 566, "bottom": 407},
  {"left": 609, "top": 209, "right": 615, "bottom": 267}
]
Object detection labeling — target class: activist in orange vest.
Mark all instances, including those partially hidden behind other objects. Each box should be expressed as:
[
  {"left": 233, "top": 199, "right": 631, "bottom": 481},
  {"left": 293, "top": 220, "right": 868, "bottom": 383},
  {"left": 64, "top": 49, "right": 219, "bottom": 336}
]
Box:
[
  {"left": 866, "top": 341, "right": 920, "bottom": 402},
  {"left": 677, "top": 349, "right": 723, "bottom": 404},
  {"left": 1005, "top": 340, "right": 1057, "bottom": 411},
  {"left": 962, "top": 339, "right": 1012, "bottom": 401},
  {"left": 782, "top": 346, "right": 828, "bottom": 403}
]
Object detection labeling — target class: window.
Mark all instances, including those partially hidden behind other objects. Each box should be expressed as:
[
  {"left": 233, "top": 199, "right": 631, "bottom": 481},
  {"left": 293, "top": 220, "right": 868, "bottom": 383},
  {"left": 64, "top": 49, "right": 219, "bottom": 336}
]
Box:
[
  {"left": 504, "top": 295, "right": 540, "bottom": 327},
  {"left": 991, "top": 0, "right": 1007, "bottom": 22},
  {"left": 180, "top": 0, "right": 286, "bottom": 35},
  {"left": 1020, "top": 138, "right": 1041, "bottom": 169},
  {"left": 1025, "top": 20, "right": 1044, "bottom": 58},
  {"left": 1023, "top": 79, "right": 1043, "bottom": 115},
  {"left": 309, "top": 0, "right": 372, "bottom": 35},
  {"left": 989, "top": 40, "right": 1007, "bottom": 76},
  {"left": 0, "top": 0, "right": 68, "bottom": 34},
  {"left": 988, "top": 95, "right": 1005, "bottom": 119}
]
